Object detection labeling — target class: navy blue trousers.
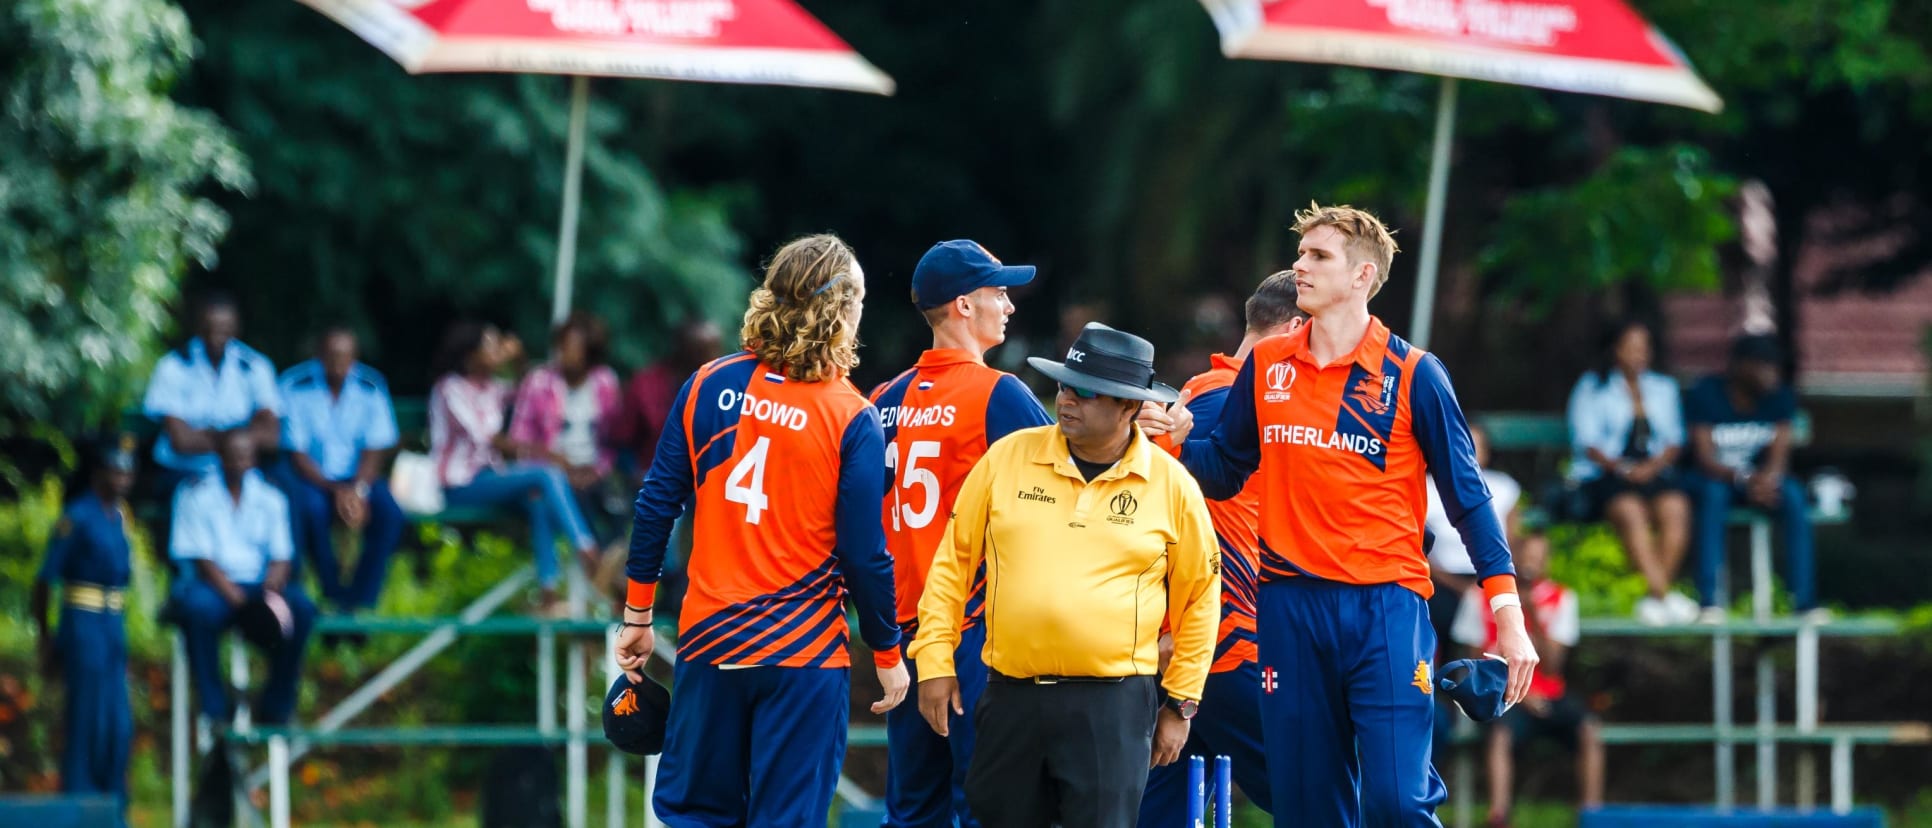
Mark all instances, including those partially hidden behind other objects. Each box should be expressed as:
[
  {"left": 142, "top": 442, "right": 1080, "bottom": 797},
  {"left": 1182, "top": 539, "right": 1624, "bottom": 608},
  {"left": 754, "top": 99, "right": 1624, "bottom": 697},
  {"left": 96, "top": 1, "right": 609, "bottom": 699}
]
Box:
[
  {"left": 58, "top": 606, "right": 132, "bottom": 823},
  {"left": 1258, "top": 578, "right": 1445, "bottom": 827},
  {"left": 1687, "top": 472, "right": 1816, "bottom": 611},
  {"left": 1139, "top": 661, "right": 1274, "bottom": 825},
  {"left": 653, "top": 661, "right": 849, "bottom": 827},
  {"left": 274, "top": 465, "right": 403, "bottom": 611},
  {"left": 174, "top": 580, "right": 316, "bottom": 724},
  {"left": 885, "top": 623, "right": 988, "bottom": 828}
]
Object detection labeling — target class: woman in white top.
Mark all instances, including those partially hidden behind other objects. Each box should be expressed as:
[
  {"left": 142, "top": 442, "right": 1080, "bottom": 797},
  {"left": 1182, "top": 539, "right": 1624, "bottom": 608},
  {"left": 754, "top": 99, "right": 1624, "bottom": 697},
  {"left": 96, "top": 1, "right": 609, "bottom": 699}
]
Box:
[
  {"left": 1565, "top": 319, "right": 1694, "bottom": 625},
  {"left": 429, "top": 322, "right": 599, "bottom": 613}
]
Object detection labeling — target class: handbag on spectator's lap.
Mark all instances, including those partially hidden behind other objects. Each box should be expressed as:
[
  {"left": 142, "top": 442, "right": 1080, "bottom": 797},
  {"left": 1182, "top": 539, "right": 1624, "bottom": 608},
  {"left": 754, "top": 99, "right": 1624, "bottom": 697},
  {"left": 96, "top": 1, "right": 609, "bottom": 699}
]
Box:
[{"left": 390, "top": 451, "right": 445, "bottom": 515}]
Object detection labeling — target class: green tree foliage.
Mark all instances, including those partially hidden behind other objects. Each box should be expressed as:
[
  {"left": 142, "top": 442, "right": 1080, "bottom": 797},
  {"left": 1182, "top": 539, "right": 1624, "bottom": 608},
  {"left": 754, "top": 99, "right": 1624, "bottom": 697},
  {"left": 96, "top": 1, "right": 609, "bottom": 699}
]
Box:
[
  {"left": 0, "top": 0, "right": 249, "bottom": 425},
  {"left": 171, "top": 1, "right": 750, "bottom": 387},
  {"left": 1481, "top": 145, "right": 1738, "bottom": 310}
]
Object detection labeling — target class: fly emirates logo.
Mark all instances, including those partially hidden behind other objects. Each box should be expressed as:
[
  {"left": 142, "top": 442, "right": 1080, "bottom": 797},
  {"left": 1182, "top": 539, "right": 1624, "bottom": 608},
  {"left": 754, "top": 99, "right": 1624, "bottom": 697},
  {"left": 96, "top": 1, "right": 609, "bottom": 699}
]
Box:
[{"left": 1263, "top": 423, "right": 1384, "bottom": 457}]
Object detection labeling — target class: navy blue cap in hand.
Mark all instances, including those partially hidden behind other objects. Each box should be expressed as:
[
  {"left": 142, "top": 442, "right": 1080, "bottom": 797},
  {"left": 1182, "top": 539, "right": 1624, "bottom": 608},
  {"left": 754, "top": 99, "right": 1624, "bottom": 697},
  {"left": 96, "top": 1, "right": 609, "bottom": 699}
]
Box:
[
  {"left": 602, "top": 672, "right": 671, "bottom": 756},
  {"left": 911, "top": 240, "right": 1036, "bottom": 310},
  {"left": 1437, "top": 658, "right": 1513, "bottom": 723}
]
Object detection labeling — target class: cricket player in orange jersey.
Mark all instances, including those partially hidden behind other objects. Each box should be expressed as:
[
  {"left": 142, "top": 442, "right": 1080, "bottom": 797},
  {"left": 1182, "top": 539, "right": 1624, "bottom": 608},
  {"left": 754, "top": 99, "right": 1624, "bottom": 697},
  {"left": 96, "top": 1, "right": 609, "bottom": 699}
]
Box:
[
  {"left": 614, "top": 234, "right": 908, "bottom": 827},
  {"left": 870, "top": 240, "right": 1054, "bottom": 828},
  {"left": 1139, "top": 271, "right": 1305, "bottom": 824},
  {"left": 1181, "top": 205, "right": 1538, "bottom": 826}
]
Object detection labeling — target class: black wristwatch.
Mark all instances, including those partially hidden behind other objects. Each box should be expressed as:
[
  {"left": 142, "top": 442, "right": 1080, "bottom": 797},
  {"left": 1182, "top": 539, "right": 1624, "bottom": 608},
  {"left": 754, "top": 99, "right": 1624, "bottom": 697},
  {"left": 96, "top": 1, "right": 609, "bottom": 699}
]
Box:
[{"left": 1165, "top": 696, "right": 1198, "bottom": 720}]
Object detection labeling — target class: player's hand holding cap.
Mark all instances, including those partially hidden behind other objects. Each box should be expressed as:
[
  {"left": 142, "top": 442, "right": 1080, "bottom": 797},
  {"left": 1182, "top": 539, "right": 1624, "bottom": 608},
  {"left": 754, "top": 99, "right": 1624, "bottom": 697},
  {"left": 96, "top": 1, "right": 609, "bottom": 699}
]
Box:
[
  {"left": 1437, "top": 657, "right": 1513, "bottom": 723},
  {"left": 910, "top": 240, "right": 1036, "bottom": 309},
  {"left": 602, "top": 672, "right": 672, "bottom": 756}
]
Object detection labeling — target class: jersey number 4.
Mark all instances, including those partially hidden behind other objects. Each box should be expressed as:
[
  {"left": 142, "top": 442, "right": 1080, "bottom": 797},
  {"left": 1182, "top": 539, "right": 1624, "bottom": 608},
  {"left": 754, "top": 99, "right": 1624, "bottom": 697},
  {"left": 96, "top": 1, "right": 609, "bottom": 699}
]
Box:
[
  {"left": 724, "top": 436, "right": 772, "bottom": 524},
  {"left": 886, "top": 440, "right": 941, "bottom": 531}
]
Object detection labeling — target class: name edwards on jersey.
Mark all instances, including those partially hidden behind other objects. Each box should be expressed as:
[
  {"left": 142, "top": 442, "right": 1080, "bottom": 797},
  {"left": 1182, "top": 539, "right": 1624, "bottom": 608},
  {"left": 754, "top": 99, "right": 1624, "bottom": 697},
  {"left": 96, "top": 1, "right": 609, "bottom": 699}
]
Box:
[{"left": 877, "top": 403, "right": 959, "bottom": 430}]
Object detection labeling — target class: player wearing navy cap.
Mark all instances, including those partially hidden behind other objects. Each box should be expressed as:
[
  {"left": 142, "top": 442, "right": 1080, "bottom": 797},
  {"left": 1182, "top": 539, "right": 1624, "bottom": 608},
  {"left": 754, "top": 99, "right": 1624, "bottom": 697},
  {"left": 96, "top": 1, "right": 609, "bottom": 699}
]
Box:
[{"left": 872, "top": 239, "right": 1052, "bottom": 828}]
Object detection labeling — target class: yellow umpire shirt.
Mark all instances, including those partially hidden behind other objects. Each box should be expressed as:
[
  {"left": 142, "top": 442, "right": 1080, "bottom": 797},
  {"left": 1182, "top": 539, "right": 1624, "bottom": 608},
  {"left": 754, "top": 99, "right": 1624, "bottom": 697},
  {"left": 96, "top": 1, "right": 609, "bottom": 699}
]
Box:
[{"left": 910, "top": 423, "right": 1221, "bottom": 702}]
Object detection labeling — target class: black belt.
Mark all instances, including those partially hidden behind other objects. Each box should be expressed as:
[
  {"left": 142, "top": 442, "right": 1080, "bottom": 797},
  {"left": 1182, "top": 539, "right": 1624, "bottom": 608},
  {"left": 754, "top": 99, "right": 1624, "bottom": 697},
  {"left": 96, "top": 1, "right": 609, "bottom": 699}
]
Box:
[{"left": 989, "top": 669, "right": 1128, "bottom": 686}]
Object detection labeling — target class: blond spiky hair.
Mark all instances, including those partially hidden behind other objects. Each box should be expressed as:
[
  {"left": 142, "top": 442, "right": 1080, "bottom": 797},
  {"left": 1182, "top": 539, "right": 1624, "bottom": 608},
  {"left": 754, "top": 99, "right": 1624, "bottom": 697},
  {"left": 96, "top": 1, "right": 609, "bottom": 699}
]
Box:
[{"left": 1293, "top": 203, "right": 1400, "bottom": 299}]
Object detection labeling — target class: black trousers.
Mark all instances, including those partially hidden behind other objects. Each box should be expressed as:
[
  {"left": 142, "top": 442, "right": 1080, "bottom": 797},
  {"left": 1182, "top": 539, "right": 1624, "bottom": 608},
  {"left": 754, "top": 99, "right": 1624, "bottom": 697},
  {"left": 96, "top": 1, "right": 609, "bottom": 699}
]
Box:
[{"left": 966, "top": 673, "right": 1160, "bottom": 828}]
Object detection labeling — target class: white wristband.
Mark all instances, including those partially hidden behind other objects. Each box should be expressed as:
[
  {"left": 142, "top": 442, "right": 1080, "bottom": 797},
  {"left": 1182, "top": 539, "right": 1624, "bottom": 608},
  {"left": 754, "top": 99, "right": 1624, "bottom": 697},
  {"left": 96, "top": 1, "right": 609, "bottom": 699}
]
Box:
[{"left": 1489, "top": 593, "right": 1522, "bottom": 613}]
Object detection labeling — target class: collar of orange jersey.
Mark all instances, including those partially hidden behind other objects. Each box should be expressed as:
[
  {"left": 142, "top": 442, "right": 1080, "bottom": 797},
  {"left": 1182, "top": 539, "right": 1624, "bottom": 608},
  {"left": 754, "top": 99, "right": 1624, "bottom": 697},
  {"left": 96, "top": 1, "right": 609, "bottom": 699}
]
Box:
[
  {"left": 1031, "top": 422, "right": 1153, "bottom": 483},
  {"left": 1283, "top": 316, "right": 1391, "bottom": 372},
  {"left": 1208, "top": 353, "right": 1243, "bottom": 373},
  {"left": 914, "top": 348, "right": 985, "bottom": 369}
]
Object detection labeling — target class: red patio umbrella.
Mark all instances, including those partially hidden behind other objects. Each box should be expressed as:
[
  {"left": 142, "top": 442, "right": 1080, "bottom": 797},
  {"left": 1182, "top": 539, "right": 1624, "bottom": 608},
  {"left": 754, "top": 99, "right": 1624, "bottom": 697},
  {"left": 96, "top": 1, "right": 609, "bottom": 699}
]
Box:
[
  {"left": 1200, "top": 0, "right": 1721, "bottom": 346},
  {"left": 297, "top": 0, "right": 894, "bottom": 322}
]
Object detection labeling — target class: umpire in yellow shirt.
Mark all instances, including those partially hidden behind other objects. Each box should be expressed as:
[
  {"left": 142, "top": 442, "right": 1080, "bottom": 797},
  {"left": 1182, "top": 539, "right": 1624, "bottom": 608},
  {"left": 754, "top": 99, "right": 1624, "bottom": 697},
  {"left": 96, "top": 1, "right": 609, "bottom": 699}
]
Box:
[{"left": 910, "top": 322, "right": 1221, "bottom": 828}]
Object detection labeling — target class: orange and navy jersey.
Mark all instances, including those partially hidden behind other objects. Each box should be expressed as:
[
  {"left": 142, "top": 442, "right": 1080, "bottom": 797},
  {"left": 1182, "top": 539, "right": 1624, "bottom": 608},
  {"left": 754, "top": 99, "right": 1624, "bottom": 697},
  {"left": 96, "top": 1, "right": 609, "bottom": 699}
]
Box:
[
  {"left": 1152, "top": 354, "right": 1259, "bottom": 673},
  {"left": 626, "top": 351, "right": 900, "bottom": 669},
  {"left": 1179, "top": 318, "right": 1515, "bottom": 599},
  {"left": 869, "top": 349, "right": 1052, "bottom": 628}
]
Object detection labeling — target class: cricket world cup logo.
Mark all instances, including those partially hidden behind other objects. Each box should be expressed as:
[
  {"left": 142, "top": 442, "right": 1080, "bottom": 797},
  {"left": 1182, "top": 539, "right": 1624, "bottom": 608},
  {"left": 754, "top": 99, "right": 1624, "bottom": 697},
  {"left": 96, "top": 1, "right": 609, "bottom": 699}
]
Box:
[{"left": 1264, "top": 361, "right": 1296, "bottom": 403}]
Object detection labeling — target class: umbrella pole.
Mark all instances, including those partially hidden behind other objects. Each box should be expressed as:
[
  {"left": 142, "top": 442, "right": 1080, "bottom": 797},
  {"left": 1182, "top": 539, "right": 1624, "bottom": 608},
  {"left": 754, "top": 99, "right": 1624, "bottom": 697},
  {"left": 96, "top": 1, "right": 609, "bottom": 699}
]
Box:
[
  {"left": 1409, "top": 76, "right": 1458, "bottom": 349},
  {"left": 552, "top": 75, "right": 591, "bottom": 325}
]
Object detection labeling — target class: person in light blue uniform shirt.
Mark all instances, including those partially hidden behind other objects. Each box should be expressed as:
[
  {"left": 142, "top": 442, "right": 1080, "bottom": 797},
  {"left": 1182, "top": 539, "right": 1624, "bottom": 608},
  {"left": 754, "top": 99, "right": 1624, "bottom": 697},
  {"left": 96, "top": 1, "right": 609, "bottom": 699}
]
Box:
[
  {"left": 144, "top": 292, "right": 283, "bottom": 562},
  {"left": 32, "top": 436, "right": 140, "bottom": 825},
  {"left": 144, "top": 292, "right": 283, "bottom": 474},
  {"left": 274, "top": 328, "right": 403, "bottom": 613},
  {"left": 171, "top": 430, "right": 316, "bottom": 725}
]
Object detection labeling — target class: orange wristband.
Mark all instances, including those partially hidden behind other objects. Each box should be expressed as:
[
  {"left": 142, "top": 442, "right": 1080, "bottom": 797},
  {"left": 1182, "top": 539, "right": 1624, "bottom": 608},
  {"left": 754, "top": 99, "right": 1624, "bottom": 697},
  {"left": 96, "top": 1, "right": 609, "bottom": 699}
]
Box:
[
  {"left": 872, "top": 646, "right": 903, "bottom": 669},
  {"left": 1480, "top": 574, "right": 1519, "bottom": 607},
  {"left": 626, "top": 580, "right": 657, "bottom": 611}
]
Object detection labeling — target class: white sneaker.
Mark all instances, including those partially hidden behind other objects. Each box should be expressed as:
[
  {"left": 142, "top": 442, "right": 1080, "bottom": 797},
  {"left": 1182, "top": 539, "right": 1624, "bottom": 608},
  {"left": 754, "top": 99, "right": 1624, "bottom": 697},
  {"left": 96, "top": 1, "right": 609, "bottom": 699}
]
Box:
[
  {"left": 1663, "top": 592, "right": 1702, "bottom": 624},
  {"left": 1635, "top": 597, "right": 1672, "bottom": 626},
  {"left": 1697, "top": 606, "right": 1728, "bottom": 625}
]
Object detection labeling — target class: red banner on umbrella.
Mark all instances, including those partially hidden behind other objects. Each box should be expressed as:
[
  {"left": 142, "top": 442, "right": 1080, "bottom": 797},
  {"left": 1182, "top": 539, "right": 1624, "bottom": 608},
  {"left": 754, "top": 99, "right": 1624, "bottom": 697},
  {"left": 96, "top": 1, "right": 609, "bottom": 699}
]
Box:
[
  {"left": 1209, "top": 0, "right": 1719, "bottom": 112},
  {"left": 302, "top": 0, "right": 893, "bottom": 94}
]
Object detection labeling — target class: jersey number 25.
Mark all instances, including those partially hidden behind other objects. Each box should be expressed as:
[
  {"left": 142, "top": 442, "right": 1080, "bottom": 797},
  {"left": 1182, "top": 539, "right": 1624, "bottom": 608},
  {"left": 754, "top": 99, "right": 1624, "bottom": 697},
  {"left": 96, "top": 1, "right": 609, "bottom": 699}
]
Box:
[{"left": 886, "top": 440, "right": 941, "bottom": 531}]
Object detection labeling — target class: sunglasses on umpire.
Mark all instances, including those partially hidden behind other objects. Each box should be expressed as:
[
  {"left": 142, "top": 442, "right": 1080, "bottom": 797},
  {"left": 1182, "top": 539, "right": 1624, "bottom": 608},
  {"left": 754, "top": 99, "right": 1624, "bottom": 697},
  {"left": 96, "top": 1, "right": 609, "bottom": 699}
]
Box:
[{"left": 1057, "top": 383, "right": 1102, "bottom": 400}]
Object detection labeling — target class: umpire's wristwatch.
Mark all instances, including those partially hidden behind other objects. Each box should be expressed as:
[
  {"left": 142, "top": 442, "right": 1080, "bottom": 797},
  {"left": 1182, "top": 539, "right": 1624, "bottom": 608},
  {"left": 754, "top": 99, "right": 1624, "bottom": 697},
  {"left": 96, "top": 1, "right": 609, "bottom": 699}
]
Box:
[{"left": 1165, "top": 696, "right": 1199, "bottom": 720}]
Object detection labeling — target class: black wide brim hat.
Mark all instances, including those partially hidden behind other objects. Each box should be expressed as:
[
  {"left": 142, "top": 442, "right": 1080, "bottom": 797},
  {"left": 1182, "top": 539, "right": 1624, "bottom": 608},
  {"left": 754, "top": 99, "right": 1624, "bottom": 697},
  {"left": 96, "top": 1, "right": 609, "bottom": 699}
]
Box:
[
  {"left": 602, "top": 671, "right": 672, "bottom": 756},
  {"left": 1027, "top": 322, "right": 1179, "bottom": 404}
]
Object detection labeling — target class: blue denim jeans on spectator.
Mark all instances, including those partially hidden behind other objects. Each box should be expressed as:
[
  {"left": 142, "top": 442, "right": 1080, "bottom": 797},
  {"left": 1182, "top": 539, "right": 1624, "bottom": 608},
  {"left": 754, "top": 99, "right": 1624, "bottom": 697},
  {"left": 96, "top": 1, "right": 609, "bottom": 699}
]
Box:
[
  {"left": 1688, "top": 471, "right": 1816, "bottom": 611},
  {"left": 444, "top": 463, "right": 596, "bottom": 588}
]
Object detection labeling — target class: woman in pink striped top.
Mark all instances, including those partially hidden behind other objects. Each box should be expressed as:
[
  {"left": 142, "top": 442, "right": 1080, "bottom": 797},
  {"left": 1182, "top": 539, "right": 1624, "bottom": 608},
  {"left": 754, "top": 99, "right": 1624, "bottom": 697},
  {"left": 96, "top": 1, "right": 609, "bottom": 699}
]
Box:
[
  {"left": 509, "top": 313, "right": 623, "bottom": 534},
  {"left": 429, "top": 322, "right": 598, "bottom": 613}
]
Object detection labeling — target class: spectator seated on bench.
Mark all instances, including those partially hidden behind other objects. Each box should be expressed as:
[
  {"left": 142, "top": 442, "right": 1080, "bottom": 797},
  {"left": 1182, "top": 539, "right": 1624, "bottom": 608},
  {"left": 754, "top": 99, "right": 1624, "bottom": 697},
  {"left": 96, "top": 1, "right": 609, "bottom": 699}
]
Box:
[
  {"left": 1684, "top": 335, "right": 1823, "bottom": 624},
  {"left": 170, "top": 430, "right": 315, "bottom": 726},
  {"left": 1450, "top": 529, "right": 1604, "bottom": 827},
  {"left": 142, "top": 291, "right": 283, "bottom": 555},
  {"left": 508, "top": 312, "right": 627, "bottom": 543},
  {"left": 273, "top": 328, "right": 403, "bottom": 615},
  {"left": 430, "top": 321, "right": 600, "bottom": 615},
  {"left": 1565, "top": 318, "right": 1696, "bottom": 626}
]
